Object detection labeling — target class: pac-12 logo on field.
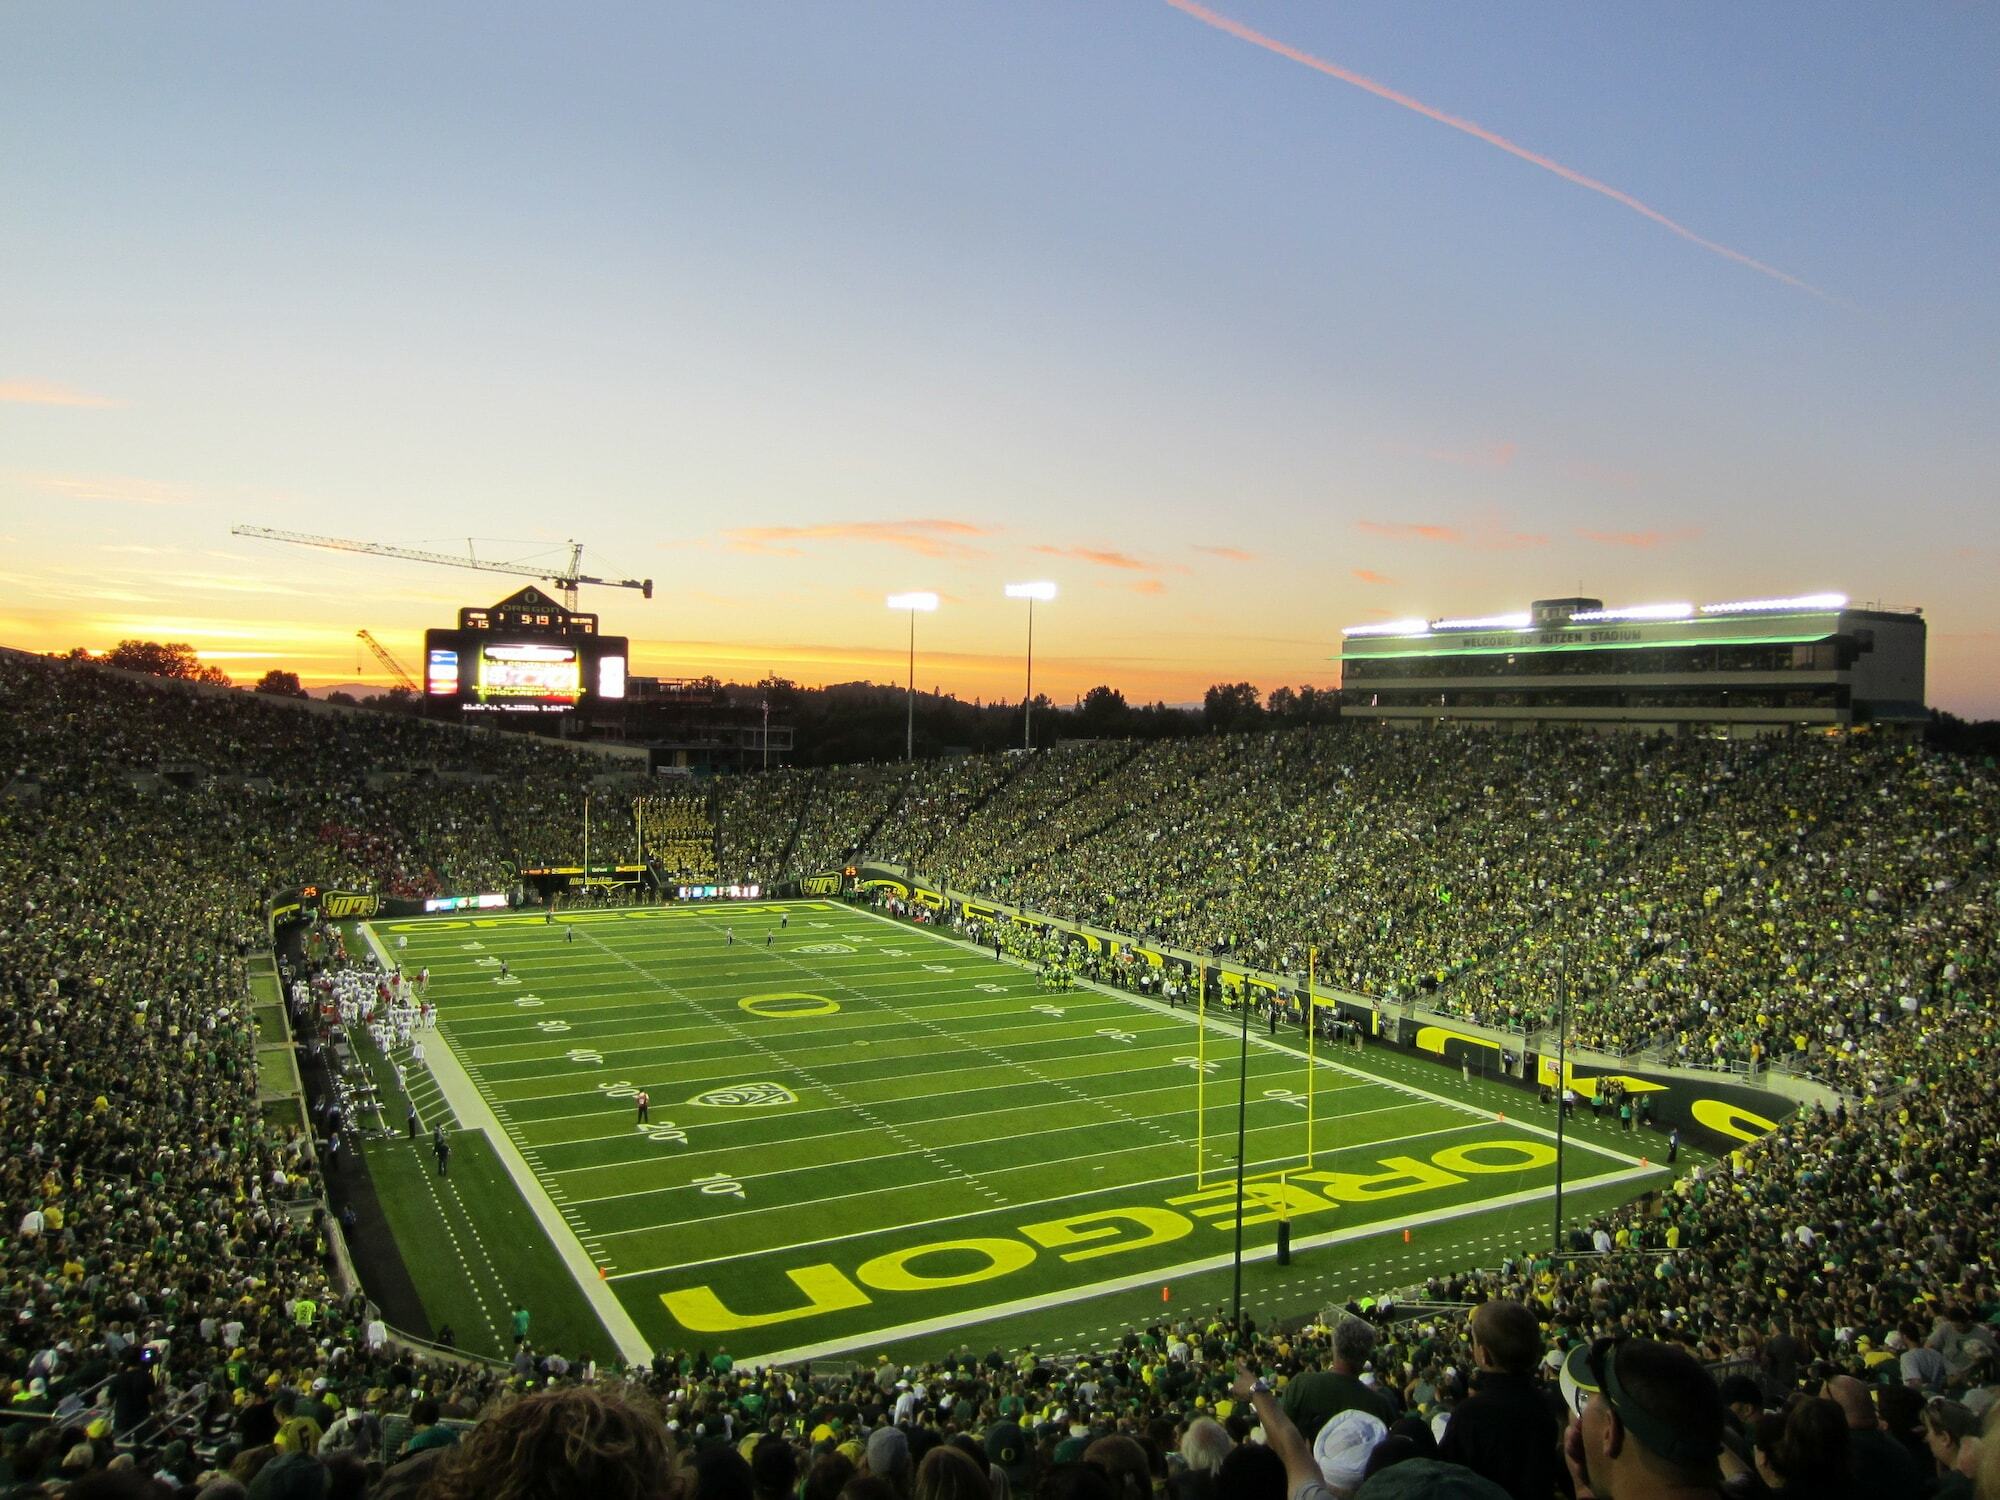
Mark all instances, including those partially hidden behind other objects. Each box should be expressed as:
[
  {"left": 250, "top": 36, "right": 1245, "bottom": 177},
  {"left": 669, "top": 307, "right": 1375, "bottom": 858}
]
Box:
[{"left": 688, "top": 1082, "right": 798, "bottom": 1109}]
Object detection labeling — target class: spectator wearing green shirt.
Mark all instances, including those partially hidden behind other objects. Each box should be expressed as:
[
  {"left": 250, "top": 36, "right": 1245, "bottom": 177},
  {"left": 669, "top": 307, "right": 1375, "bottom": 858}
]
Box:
[{"left": 401, "top": 1397, "right": 459, "bottom": 1459}]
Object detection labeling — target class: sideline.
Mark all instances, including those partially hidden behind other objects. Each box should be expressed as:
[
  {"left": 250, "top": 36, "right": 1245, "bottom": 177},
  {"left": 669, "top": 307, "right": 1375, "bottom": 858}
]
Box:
[{"left": 361, "top": 921, "right": 653, "bottom": 1366}]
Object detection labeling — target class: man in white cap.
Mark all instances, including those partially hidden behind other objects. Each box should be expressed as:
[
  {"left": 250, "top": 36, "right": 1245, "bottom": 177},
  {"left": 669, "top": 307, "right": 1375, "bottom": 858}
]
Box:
[
  {"left": 1313, "top": 1409, "right": 1388, "bottom": 1496},
  {"left": 1228, "top": 1360, "right": 1380, "bottom": 1500}
]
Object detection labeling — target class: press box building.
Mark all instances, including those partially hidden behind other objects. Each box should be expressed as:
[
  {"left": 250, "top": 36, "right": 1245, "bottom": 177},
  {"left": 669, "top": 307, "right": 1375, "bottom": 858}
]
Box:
[{"left": 1336, "top": 592, "right": 1926, "bottom": 734}]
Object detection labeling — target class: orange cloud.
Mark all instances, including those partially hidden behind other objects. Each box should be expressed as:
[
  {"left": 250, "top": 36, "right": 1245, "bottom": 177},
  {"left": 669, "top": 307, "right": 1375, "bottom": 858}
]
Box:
[
  {"left": 1194, "top": 545, "right": 1257, "bottom": 562},
  {"left": 1352, "top": 568, "right": 1396, "bottom": 585},
  {"left": 722, "top": 519, "right": 996, "bottom": 559},
  {"left": 1425, "top": 441, "right": 1517, "bottom": 470},
  {"left": 1130, "top": 578, "right": 1168, "bottom": 595},
  {"left": 1355, "top": 520, "right": 1461, "bottom": 544},
  {"left": 1354, "top": 518, "right": 1547, "bottom": 551},
  {"left": 1162, "top": 0, "right": 1826, "bottom": 299},
  {"left": 1033, "top": 544, "right": 1151, "bottom": 571},
  {"left": 0, "top": 379, "right": 122, "bottom": 408},
  {"left": 1576, "top": 526, "right": 1701, "bottom": 549}
]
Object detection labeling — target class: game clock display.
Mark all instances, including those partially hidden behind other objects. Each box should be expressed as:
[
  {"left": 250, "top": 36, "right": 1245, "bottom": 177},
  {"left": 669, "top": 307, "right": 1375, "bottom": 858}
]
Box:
[{"left": 423, "top": 585, "right": 629, "bottom": 716}]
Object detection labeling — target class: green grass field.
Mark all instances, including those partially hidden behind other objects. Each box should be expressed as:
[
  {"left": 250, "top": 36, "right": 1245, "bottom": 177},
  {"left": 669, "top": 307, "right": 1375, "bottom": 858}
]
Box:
[{"left": 356, "top": 901, "right": 1664, "bottom": 1366}]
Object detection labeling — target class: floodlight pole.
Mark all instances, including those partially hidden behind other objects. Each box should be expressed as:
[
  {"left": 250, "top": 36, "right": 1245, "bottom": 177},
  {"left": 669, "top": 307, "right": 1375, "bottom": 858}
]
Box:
[
  {"left": 1553, "top": 954, "right": 1569, "bottom": 1256},
  {"left": 1232, "top": 960, "right": 1251, "bottom": 1326},
  {"left": 1023, "top": 594, "right": 1036, "bottom": 751},
  {"left": 887, "top": 596, "right": 937, "bottom": 760},
  {"left": 1005, "top": 583, "right": 1055, "bottom": 752}
]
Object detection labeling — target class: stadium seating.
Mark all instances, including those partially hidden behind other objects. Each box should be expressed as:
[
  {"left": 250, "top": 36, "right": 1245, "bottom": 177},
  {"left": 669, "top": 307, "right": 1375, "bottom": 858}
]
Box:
[{"left": 1, "top": 651, "right": 1994, "bottom": 1498}]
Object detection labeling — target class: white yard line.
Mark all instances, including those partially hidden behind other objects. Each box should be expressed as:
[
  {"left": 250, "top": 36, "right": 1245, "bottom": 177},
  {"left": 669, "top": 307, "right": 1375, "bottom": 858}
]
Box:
[
  {"left": 457, "top": 1039, "right": 1381, "bottom": 1111},
  {"left": 539, "top": 1075, "right": 1383, "bottom": 1168},
  {"left": 448, "top": 1000, "right": 1152, "bottom": 1048},
  {"left": 360, "top": 921, "right": 653, "bottom": 1366},
  {"left": 599, "top": 1116, "right": 1498, "bottom": 1269},
  {"left": 572, "top": 1101, "right": 1468, "bottom": 1218}
]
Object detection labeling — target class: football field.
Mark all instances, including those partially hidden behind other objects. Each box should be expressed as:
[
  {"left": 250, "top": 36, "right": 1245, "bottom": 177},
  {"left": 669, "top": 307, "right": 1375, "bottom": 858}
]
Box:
[{"left": 363, "top": 901, "right": 1659, "bottom": 1364}]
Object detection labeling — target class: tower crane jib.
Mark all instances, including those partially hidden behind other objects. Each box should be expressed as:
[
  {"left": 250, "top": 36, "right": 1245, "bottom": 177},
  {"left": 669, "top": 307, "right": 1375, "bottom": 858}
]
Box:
[{"left": 230, "top": 525, "right": 653, "bottom": 612}]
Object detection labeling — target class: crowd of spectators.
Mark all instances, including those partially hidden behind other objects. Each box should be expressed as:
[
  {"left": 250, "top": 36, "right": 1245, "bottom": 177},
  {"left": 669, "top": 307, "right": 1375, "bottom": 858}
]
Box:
[
  {"left": 0, "top": 652, "right": 622, "bottom": 1493},
  {"left": 719, "top": 725, "right": 1996, "bottom": 1099},
  {"left": 716, "top": 769, "right": 819, "bottom": 889},
  {"left": 638, "top": 789, "right": 721, "bottom": 883},
  {"left": 4, "top": 651, "right": 1999, "bottom": 1497}
]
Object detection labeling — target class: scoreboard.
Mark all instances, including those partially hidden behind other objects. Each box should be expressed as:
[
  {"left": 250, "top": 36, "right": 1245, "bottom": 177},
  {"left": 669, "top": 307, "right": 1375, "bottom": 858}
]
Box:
[{"left": 423, "top": 585, "right": 628, "bottom": 717}]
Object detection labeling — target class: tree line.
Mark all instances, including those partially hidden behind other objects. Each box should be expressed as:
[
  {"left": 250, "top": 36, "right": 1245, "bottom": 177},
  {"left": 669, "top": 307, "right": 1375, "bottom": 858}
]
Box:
[
  {"left": 57, "top": 640, "right": 1343, "bottom": 762},
  {"left": 75, "top": 639, "right": 1996, "bottom": 764}
]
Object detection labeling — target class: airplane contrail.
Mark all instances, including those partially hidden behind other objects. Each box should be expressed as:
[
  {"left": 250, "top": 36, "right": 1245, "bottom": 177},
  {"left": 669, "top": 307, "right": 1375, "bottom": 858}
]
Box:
[{"left": 1164, "top": 0, "right": 1825, "bottom": 298}]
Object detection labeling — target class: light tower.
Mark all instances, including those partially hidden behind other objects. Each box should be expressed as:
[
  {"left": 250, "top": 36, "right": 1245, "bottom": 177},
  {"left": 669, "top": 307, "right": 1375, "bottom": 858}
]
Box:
[
  {"left": 1004, "top": 581, "right": 1056, "bottom": 751},
  {"left": 886, "top": 592, "right": 939, "bottom": 761}
]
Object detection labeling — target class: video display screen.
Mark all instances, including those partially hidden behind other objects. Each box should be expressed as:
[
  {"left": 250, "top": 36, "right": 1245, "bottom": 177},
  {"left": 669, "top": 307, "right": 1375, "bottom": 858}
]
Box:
[
  {"left": 477, "top": 643, "right": 581, "bottom": 703},
  {"left": 426, "top": 648, "right": 459, "bottom": 696},
  {"left": 598, "top": 653, "right": 627, "bottom": 699},
  {"left": 424, "top": 607, "right": 628, "bottom": 720}
]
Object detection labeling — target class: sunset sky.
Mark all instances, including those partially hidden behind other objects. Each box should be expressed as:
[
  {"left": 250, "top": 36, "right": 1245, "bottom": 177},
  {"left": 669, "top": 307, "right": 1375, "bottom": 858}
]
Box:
[{"left": 4, "top": 3, "right": 1996, "bottom": 714}]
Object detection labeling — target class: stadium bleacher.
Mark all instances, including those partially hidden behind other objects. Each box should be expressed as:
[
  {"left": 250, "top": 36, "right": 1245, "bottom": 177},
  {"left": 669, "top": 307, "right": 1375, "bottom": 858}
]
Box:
[{"left": 1, "top": 650, "right": 1995, "bottom": 1498}]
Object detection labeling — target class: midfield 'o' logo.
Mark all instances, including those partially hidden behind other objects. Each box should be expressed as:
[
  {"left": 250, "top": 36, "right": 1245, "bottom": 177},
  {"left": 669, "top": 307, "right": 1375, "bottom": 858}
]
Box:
[
  {"left": 688, "top": 1082, "right": 798, "bottom": 1109},
  {"left": 739, "top": 993, "right": 841, "bottom": 1019},
  {"left": 798, "top": 942, "right": 855, "bottom": 954}
]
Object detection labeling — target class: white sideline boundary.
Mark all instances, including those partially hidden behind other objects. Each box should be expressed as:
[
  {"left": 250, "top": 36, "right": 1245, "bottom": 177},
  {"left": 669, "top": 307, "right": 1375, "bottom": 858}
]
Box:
[{"left": 360, "top": 922, "right": 653, "bottom": 1366}]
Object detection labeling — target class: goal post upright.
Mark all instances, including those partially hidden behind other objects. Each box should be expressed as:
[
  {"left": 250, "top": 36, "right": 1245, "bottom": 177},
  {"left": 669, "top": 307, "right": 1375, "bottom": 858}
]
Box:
[
  {"left": 1196, "top": 956, "right": 1207, "bottom": 1189},
  {"left": 1307, "top": 945, "right": 1316, "bottom": 1169}
]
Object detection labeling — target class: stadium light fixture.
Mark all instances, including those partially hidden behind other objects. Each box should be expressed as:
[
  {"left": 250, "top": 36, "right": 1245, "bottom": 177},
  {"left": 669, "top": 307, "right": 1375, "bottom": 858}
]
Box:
[
  {"left": 1699, "top": 592, "right": 1846, "bottom": 615},
  {"left": 1430, "top": 612, "right": 1532, "bottom": 631},
  {"left": 1340, "top": 618, "right": 1430, "bottom": 638},
  {"left": 1004, "top": 582, "right": 1057, "bottom": 751},
  {"left": 1568, "top": 602, "right": 1695, "bottom": 622},
  {"left": 886, "top": 593, "right": 940, "bottom": 761}
]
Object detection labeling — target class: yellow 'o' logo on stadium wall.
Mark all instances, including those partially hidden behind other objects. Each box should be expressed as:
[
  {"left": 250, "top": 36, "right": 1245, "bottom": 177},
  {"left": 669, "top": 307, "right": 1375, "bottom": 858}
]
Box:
[{"left": 1690, "top": 1097, "right": 1779, "bottom": 1144}]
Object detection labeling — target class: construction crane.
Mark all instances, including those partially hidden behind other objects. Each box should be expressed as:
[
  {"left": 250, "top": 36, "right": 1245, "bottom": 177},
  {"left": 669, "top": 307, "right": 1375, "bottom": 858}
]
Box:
[
  {"left": 230, "top": 526, "right": 654, "bottom": 612},
  {"left": 356, "top": 630, "right": 419, "bottom": 694}
]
